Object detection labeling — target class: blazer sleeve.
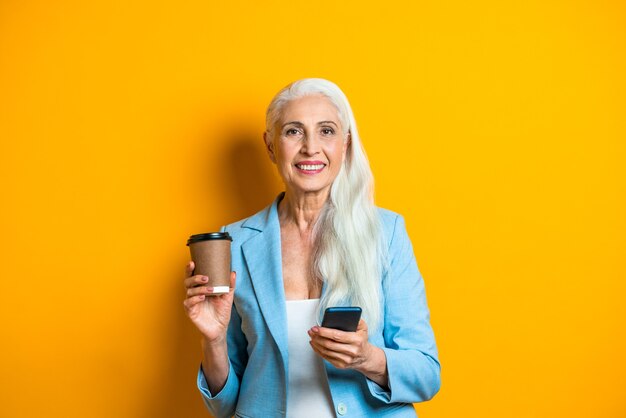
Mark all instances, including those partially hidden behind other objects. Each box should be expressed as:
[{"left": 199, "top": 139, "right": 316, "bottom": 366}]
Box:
[{"left": 366, "top": 214, "right": 441, "bottom": 403}]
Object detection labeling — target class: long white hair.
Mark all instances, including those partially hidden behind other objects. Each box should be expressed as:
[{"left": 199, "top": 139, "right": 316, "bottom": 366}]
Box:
[{"left": 266, "top": 78, "right": 387, "bottom": 330}]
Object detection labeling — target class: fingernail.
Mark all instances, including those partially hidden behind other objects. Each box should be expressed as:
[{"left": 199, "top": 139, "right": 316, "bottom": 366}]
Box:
[
  {"left": 311, "top": 326, "right": 319, "bottom": 333},
  {"left": 201, "top": 276, "right": 208, "bottom": 282}
]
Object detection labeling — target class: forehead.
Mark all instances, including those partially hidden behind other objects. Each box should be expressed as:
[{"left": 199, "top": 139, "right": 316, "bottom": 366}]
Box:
[{"left": 279, "top": 94, "right": 341, "bottom": 125}]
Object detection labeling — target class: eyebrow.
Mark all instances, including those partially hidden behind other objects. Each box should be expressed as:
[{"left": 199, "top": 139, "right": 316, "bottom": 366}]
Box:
[{"left": 281, "top": 120, "right": 339, "bottom": 128}]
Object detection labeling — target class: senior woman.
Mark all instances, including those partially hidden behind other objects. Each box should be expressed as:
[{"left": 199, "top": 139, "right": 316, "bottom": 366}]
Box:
[{"left": 183, "top": 78, "right": 440, "bottom": 417}]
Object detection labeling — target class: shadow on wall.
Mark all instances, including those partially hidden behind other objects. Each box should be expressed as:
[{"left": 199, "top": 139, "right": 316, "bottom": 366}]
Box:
[
  {"left": 144, "top": 128, "right": 280, "bottom": 418},
  {"left": 217, "top": 130, "right": 282, "bottom": 224}
]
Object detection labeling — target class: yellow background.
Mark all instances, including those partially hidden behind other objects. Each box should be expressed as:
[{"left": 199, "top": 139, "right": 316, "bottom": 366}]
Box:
[{"left": 1, "top": 1, "right": 625, "bottom": 417}]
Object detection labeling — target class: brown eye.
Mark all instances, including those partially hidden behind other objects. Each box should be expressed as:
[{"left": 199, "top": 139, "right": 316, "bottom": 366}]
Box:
[{"left": 321, "top": 127, "right": 335, "bottom": 135}]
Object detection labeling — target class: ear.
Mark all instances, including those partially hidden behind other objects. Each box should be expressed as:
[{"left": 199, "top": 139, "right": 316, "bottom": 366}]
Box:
[
  {"left": 342, "top": 131, "right": 351, "bottom": 162},
  {"left": 263, "top": 131, "right": 277, "bottom": 164}
]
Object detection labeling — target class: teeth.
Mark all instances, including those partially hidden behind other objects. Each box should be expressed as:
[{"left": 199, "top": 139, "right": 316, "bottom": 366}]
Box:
[{"left": 297, "top": 164, "right": 324, "bottom": 170}]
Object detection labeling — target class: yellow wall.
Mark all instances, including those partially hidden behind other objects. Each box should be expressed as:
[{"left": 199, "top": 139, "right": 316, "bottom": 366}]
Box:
[{"left": 1, "top": 1, "right": 624, "bottom": 417}]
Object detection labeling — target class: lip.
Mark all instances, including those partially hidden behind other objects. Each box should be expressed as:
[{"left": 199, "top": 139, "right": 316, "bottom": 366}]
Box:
[{"left": 294, "top": 160, "right": 326, "bottom": 175}]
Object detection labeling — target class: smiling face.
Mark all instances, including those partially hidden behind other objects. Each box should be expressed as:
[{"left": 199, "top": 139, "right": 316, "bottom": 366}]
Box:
[{"left": 264, "top": 94, "right": 350, "bottom": 199}]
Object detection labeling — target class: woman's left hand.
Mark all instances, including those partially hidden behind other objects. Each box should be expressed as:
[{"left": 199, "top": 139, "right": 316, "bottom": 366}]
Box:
[{"left": 308, "top": 319, "right": 389, "bottom": 388}]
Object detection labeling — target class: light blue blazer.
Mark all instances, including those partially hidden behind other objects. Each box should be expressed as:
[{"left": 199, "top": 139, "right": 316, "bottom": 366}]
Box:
[{"left": 197, "top": 194, "right": 440, "bottom": 418}]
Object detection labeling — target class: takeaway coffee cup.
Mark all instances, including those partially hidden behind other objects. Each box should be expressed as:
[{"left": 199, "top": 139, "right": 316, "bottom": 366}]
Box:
[{"left": 186, "top": 232, "right": 232, "bottom": 295}]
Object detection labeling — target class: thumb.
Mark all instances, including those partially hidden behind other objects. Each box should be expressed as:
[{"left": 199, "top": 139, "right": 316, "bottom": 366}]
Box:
[
  {"left": 357, "top": 318, "right": 368, "bottom": 333},
  {"left": 229, "top": 271, "right": 237, "bottom": 293}
]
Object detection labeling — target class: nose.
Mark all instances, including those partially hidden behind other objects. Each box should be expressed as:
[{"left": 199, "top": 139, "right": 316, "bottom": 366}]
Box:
[{"left": 300, "top": 133, "right": 321, "bottom": 155}]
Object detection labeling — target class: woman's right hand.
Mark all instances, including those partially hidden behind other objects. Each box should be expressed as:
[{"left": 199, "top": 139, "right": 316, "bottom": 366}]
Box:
[{"left": 183, "top": 261, "right": 236, "bottom": 344}]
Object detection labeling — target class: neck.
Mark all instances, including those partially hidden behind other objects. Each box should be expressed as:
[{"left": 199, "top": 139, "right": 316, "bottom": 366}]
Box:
[{"left": 278, "top": 189, "right": 329, "bottom": 233}]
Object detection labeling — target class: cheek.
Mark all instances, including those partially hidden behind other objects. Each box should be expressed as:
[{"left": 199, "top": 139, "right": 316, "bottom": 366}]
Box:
[
  {"left": 334, "top": 141, "right": 348, "bottom": 163},
  {"left": 275, "top": 142, "right": 296, "bottom": 168}
]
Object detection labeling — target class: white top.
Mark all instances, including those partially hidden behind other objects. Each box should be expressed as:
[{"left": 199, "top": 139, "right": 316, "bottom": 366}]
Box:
[{"left": 286, "top": 298, "right": 335, "bottom": 418}]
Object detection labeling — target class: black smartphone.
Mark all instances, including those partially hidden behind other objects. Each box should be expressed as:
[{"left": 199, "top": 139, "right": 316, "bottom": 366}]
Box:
[{"left": 321, "top": 307, "right": 362, "bottom": 332}]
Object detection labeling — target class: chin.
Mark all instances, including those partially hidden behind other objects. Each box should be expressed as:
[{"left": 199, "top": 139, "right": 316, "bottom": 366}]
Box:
[{"left": 289, "top": 181, "right": 332, "bottom": 196}]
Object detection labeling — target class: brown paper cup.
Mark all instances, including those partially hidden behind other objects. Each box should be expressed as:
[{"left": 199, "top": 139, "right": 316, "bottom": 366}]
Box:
[{"left": 187, "top": 232, "right": 232, "bottom": 295}]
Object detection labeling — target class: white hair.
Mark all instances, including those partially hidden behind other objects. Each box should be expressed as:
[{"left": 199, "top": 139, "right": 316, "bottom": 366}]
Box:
[{"left": 266, "top": 78, "right": 387, "bottom": 330}]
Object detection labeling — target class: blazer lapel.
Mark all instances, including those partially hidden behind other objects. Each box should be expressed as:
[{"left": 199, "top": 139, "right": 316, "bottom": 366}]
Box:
[{"left": 240, "top": 195, "right": 288, "bottom": 365}]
